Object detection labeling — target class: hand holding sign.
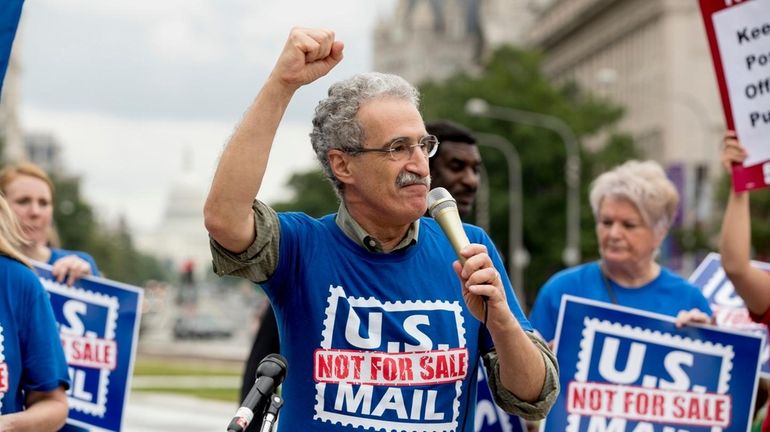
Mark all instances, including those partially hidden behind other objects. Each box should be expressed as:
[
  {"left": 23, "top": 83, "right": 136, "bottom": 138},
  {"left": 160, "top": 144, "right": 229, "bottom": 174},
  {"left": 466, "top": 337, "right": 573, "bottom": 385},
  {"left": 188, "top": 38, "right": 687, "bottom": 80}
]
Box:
[
  {"left": 700, "top": 0, "right": 770, "bottom": 190},
  {"left": 542, "top": 296, "right": 763, "bottom": 432}
]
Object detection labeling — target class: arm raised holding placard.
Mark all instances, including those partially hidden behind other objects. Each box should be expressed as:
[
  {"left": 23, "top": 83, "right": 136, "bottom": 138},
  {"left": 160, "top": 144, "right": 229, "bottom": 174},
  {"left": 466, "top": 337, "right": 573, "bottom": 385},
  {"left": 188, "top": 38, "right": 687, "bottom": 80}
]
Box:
[{"left": 719, "top": 130, "right": 770, "bottom": 317}]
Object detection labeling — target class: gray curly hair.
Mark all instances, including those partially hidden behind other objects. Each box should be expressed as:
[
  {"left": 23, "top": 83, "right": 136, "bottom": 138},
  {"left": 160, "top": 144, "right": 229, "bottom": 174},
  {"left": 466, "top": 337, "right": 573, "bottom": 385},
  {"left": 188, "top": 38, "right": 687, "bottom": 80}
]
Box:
[
  {"left": 589, "top": 160, "right": 680, "bottom": 236},
  {"left": 310, "top": 72, "right": 419, "bottom": 196}
]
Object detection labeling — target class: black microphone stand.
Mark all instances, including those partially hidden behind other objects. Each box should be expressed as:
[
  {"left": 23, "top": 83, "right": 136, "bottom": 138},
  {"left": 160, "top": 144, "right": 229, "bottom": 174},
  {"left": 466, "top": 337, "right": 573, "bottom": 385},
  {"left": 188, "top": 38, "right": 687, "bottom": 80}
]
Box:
[
  {"left": 226, "top": 389, "right": 284, "bottom": 432},
  {"left": 226, "top": 354, "right": 287, "bottom": 432},
  {"left": 257, "top": 393, "right": 284, "bottom": 432}
]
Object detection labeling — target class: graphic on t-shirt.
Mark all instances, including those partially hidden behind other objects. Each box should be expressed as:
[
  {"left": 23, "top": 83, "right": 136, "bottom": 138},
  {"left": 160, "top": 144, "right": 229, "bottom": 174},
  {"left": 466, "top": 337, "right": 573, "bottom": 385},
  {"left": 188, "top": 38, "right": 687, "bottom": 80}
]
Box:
[
  {"left": 0, "top": 324, "right": 6, "bottom": 410},
  {"left": 0, "top": 363, "right": 7, "bottom": 393},
  {"left": 313, "top": 285, "right": 469, "bottom": 432}
]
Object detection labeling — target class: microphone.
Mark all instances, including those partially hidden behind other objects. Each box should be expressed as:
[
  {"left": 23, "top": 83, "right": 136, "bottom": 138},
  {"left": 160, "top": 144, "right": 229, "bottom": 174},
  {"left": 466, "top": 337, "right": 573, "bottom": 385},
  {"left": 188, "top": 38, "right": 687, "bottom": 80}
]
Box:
[
  {"left": 427, "top": 187, "right": 470, "bottom": 265},
  {"left": 227, "top": 354, "right": 288, "bottom": 432}
]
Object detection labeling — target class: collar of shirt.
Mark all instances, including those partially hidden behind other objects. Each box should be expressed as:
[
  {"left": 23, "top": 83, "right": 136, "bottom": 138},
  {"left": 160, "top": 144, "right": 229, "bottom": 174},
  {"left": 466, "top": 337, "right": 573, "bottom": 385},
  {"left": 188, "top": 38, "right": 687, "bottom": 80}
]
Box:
[{"left": 335, "top": 202, "right": 420, "bottom": 253}]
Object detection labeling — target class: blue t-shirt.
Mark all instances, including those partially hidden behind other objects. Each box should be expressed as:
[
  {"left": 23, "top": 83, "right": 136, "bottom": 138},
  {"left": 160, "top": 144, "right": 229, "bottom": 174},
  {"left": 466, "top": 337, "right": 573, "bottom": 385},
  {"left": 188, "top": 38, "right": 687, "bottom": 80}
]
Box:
[
  {"left": 529, "top": 261, "right": 712, "bottom": 342},
  {"left": 0, "top": 255, "right": 70, "bottom": 414},
  {"left": 263, "top": 213, "right": 530, "bottom": 432},
  {"left": 49, "top": 248, "right": 100, "bottom": 276}
]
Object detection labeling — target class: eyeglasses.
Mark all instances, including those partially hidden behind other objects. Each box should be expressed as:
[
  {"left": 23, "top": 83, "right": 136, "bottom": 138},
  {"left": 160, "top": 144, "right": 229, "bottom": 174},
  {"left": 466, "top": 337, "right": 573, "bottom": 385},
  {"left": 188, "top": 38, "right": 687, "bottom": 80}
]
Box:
[{"left": 346, "top": 135, "right": 440, "bottom": 161}]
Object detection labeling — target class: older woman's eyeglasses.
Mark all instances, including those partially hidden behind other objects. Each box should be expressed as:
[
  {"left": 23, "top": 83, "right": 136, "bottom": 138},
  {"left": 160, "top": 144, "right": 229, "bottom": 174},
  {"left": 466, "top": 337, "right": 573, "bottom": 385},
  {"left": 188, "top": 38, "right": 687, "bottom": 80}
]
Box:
[{"left": 347, "top": 135, "right": 440, "bottom": 161}]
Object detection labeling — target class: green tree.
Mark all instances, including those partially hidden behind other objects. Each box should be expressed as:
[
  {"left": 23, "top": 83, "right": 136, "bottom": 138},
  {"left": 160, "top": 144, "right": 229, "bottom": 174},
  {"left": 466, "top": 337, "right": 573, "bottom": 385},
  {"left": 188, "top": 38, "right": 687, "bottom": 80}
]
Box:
[
  {"left": 0, "top": 141, "right": 168, "bottom": 286},
  {"left": 418, "top": 46, "right": 638, "bottom": 306},
  {"left": 715, "top": 176, "right": 770, "bottom": 260},
  {"left": 271, "top": 170, "right": 339, "bottom": 216}
]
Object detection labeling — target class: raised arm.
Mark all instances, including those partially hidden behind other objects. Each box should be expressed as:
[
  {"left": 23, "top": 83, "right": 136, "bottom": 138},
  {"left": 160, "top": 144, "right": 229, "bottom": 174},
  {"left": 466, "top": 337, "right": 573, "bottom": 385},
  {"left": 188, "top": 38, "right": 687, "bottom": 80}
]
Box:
[
  {"left": 718, "top": 130, "right": 770, "bottom": 315},
  {"left": 204, "top": 27, "right": 344, "bottom": 252}
]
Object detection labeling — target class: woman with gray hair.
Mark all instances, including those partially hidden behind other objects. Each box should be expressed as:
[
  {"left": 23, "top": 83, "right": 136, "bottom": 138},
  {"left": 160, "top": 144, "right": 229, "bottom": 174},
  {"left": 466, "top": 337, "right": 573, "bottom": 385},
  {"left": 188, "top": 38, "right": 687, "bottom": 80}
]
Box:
[{"left": 529, "top": 160, "right": 712, "bottom": 342}]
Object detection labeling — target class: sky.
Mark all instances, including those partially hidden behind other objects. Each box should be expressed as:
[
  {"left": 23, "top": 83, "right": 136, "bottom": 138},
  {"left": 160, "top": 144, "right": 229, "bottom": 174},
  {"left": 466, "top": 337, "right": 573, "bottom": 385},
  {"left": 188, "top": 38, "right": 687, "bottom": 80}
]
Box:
[{"left": 16, "top": 0, "right": 397, "bottom": 232}]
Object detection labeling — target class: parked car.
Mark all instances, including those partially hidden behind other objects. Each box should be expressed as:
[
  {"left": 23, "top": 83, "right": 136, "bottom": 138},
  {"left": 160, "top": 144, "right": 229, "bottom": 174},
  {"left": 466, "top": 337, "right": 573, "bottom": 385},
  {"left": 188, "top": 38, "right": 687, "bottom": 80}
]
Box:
[{"left": 173, "top": 315, "right": 234, "bottom": 340}]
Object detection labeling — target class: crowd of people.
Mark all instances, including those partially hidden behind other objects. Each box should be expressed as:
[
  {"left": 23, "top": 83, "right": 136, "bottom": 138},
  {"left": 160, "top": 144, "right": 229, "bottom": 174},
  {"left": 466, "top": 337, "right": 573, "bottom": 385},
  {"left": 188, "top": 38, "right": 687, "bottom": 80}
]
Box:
[
  {"left": 1, "top": 24, "right": 768, "bottom": 432},
  {"left": 203, "top": 27, "right": 764, "bottom": 432}
]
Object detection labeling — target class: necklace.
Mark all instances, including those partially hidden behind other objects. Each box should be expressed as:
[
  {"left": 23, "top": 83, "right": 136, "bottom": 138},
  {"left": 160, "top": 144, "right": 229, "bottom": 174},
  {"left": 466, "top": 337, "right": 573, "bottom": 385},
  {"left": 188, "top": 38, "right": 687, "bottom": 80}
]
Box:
[
  {"left": 598, "top": 262, "right": 618, "bottom": 304},
  {"left": 599, "top": 260, "right": 660, "bottom": 304}
]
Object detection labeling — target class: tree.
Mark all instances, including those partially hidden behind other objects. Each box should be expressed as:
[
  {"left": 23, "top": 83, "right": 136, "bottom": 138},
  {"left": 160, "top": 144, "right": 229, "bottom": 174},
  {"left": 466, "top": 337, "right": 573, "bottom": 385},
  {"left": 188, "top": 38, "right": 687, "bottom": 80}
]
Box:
[
  {"left": 0, "top": 136, "right": 168, "bottom": 286},
  {"left": 418, "top": 46, "right": 639, "bottom": 306},
  {"left": 271, "top": 170, "right": 339, "bottom": 217},
  {"left": 715, "top": 176, "right": 770, "bottom": 261}
]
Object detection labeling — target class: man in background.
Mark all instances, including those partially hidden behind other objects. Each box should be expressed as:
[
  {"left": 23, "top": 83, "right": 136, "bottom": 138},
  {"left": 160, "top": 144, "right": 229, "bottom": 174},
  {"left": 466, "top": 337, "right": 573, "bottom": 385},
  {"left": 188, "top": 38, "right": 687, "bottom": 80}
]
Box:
[{"left": 426, "top": 119, "right": 482, "bottom": 220}]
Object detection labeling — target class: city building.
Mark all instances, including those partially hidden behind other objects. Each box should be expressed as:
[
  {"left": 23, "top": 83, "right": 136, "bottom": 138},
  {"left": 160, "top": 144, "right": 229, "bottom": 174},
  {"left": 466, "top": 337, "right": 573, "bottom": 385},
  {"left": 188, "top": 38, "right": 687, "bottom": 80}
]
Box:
[
  {"left": 528, "top": 0, "right": 725, "bottom": 270},
  {"left": 530, "top": 0, "right": 723, "bottom": 169},
  {"left": 24, "top": 132, "right": 64, "bottom": 173},
  {"left": 374, "top": 0, "right": 725, "bottom": 271},
  {"left": 0, "top": 34, "right": 25, "bottom": 163},
  {"left": 373, "top": 0, "right": 536, "bottom": 85},
  {"left": 136, "top": 149, "right": 212, "bottom": 283}
]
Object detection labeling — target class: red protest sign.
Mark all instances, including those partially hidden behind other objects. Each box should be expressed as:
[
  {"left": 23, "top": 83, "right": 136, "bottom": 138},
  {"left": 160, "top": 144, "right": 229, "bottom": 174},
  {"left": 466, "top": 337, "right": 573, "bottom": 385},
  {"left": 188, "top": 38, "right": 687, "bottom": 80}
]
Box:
[{"left": 700, "top": 0, "right": 770, "bottom": 191}]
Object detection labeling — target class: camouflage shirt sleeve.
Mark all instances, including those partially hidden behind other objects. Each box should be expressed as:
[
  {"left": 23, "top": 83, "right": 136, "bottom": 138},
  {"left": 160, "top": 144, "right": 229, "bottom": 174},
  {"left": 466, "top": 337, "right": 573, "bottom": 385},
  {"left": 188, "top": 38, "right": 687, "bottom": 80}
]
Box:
[
  {"left": 482, "top": 331, "right": 559, "bottom": 420},
  {"left": 209, "top": 200, "right": 279, "bottom": 283}
]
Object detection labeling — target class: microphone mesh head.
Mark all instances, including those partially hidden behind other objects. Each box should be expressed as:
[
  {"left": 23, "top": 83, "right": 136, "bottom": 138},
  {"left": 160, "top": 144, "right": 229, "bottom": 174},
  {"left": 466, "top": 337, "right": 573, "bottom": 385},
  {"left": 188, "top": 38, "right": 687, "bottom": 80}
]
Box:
[
  {"left": 427, "top": 187, "right": 457, "bottom": 218},
  {"left": 266, "top": 353, "right": 288, "bottom": 372}
]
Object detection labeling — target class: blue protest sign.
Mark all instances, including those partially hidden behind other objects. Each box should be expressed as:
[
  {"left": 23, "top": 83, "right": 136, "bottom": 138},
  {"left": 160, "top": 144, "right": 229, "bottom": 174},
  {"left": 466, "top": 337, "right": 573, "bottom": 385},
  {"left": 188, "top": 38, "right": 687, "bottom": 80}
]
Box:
[
  {"left": 35, "top": 263, "right": 143, "bottom": 432},
  {"left": 543, "top": 295, "right": 763, "bottom": 432},
  {"left": 689, "top": 252, "right": 770, "bottom": 378},
  {"left": 688, "top": 252, "right": 770, "bottom": 307},
  {"left": 476, "top": 365, "right": 526, "bottom": 432},
  {"left": 0, "top": 0, "right": 23, "bottom": 97}
]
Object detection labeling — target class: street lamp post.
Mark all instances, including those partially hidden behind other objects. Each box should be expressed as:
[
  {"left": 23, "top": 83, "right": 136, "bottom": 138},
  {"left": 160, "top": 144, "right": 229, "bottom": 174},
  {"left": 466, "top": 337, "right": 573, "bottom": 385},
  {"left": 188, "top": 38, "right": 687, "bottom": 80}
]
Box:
[
  {"left": 473, "top": 132, "right": 529, "bottom": 308},
  {"left": 466, "top": 98, "right": 581, "bottom": 266},
  {"left": 475, "top": 162, "right": 490, "bottom": 232}
]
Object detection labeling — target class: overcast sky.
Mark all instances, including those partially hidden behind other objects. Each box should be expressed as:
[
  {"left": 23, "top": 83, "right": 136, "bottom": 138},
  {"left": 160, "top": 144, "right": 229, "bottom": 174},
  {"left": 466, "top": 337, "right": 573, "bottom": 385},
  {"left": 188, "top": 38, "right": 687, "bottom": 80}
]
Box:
[{"left": 17, "top": 0, "right": 397, "bottom": 232}]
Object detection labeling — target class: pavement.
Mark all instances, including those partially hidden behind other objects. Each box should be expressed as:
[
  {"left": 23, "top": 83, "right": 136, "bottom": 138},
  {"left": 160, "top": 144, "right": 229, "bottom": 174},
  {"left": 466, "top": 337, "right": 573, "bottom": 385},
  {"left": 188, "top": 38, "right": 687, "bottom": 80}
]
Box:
[
  {"left": 130, "top": 375, "right": 241, "bottom": 389},
  {"left": 119, "top": 283, "right": 261, "bottom": 432},
  {"left": 123, "top": 393, "right": 237, "bottom": 432},
  {"left": 121, "top": 351, "right": 245, "bottom": 432}
]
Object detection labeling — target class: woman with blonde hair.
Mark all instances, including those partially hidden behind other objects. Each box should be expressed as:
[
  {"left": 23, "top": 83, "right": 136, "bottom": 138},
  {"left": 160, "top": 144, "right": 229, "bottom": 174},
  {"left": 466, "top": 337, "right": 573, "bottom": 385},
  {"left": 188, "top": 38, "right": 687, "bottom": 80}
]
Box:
[
  {"left": 0, "top": 162, "right": 98, "bottom": 285},
  {"left": 529, "top": 160, "right": 712, "bottom": 342},
  {"left": 0, "top": 194, "right": 69, "bottom": 430}
]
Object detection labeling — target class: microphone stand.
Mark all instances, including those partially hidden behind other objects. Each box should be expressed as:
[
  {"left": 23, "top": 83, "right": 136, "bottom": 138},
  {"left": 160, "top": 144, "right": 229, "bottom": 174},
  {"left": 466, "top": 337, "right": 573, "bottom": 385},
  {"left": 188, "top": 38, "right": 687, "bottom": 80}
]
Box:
[
  {"left": 226, "top": 389, "right": 283, "bottom": 432},
  {"left": 258, "top": 393, "right": 284, "bottom": 432},
  {"left": 226, "top": 353, "right": 287, "bottom": 432}
]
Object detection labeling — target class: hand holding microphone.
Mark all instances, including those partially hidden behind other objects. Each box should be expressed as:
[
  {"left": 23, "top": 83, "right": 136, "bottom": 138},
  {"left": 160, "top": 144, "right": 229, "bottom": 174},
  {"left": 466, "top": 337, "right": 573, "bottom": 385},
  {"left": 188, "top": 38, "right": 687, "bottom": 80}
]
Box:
[
  {"left": 428, "top": 188, "right": 505, "bottom": 316},
  {"left": 427, "top": 187, "right": 471, "bottom": 265}
]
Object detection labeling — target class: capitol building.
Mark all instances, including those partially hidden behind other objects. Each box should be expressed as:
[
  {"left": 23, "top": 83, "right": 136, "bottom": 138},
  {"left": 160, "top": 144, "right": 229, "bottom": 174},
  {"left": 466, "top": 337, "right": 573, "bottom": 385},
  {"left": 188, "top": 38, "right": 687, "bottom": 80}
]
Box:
[{"left": 136, "top": 151, "right": 213, "bottom": 283}]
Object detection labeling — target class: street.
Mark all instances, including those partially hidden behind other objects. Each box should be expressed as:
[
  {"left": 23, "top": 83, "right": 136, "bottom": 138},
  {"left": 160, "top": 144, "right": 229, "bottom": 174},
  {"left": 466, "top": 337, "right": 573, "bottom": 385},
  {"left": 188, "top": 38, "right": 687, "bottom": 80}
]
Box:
[
  {"left": 121, "top": 283, "right": 259, "bottom": 432},
  {"left": 123, "top": 393, "right": 236, "bottom": 432}
]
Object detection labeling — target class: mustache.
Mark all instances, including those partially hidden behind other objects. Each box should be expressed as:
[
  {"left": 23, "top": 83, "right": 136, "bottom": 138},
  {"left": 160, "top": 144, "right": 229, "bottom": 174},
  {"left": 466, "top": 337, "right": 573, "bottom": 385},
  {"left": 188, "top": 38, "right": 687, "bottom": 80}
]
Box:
[{"left": 395, "top": 172, "right": 431, "bottom": 188}]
